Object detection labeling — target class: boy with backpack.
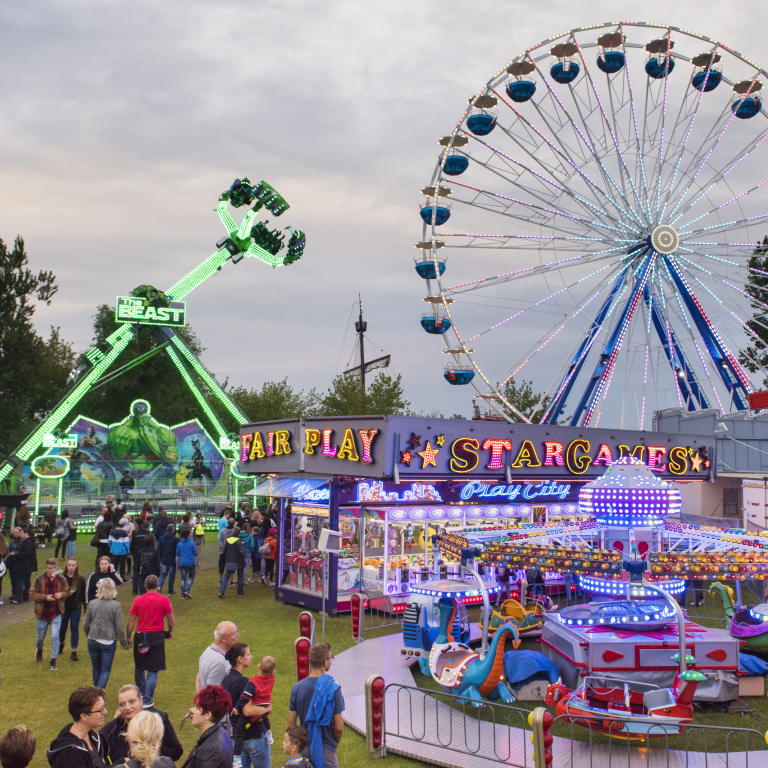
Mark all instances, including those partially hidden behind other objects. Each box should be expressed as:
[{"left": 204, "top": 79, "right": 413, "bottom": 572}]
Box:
[{"left": 193, "top": 512, "right": 205, "bottom": 554}]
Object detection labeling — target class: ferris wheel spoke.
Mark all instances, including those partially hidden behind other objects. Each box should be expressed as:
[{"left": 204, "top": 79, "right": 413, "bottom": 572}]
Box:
[
  {"left": 657, "top": 55, "right": 720, "bottom": 220},
  {"left": 495, "top": 284, "right": 613, "bottom": 392},
  {"left": 670, "top": 126, "right": 768, "bottom": 225},
  {"left": 647, "top": 37, "right": 675, "bottom": 219},
  {"left": 521, "top": 64, "right": 640, "bottom": 226},
  {"left": 680, "top": 211, "right": 768, "bottom": 238},
  {"left": 443, "top": 182, "right": 629, "bottom": 239},
  {"left": 575, "top": 253, "right": 659, "bottom": 426},
  {"left": 572, "top": 35, "right": 648, "bottom": 220},
  {"left": 665, "top": 275, "right": 726, "bottom": 411},
  {"left": 676, "top": 246, "right": 749, "bottom": 271},
  {"left": 442, "top": 178, "right": 619, "bottom": 234},
  {"left": 463, "top": 261, "right": 623, "bottom": 342},
  {"left": 493, "top": 95, "right": 594, "bottom": 189},
  {"left": 617, "top": 27, "right": 652, "bottom": 220},
  {"left": 466, "top": 133, "right": 633, "bottom": 232},
  {"left": 667, "top": 105, "right": 766, "bottom": 222},
  {"left": 444, "top": 249, "right": 632, "bottom": 294},
  {"left": 676, "top": 177, "right": 768, "bottom": 231},
  {"left": 649, "top": 274, "right": 708, "bottom": 410}
]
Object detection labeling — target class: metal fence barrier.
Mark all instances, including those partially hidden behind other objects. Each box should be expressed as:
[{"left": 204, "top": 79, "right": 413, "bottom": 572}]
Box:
[
  {"left": 363, "top": 677, "right": 767, "bottom": 767},
  {"left": 376, "top": 681, "right": 534, "bottom": 766},
  {"left": 353, "top": 594, "right": 404, "bottom": 643},
  {"left": 552, "top": 711, "right": 766, "bottom": 768}
]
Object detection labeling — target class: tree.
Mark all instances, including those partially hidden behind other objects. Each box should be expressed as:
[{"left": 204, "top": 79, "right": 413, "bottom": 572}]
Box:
[
  {"left": 77, "top": 304, "right": 217, "bottom": 431},
  {"left": 739, "top": 236, "right": 768, "bottom": 386},
  {"left": 0, "top": 237, "right": 76, "bottom": 458},
  {"left": 321, "top": 372, "right": 410, "bottom": 416},
  {"left": 228, "top": 379, "right": 321, "bottom": 422},
  {"left": 500, "top": 378, "right": 551, "bottom": 423}
]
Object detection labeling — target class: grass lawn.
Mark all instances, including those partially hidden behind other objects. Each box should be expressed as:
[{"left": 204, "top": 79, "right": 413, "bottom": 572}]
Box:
[{"left": 0, "top": 533, "right": 422, "bottom": 768}]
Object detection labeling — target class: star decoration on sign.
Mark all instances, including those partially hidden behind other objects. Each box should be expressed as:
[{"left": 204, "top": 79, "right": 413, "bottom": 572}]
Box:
[
  {"left": 400, "top": 450, "right": 412, "bottom": 465},
  {"left": 409, "top": 433, "right": 422, "bottom": 448},
  {"left": 435, "top": 434, "right": 445, "bottom": 447},
  {"left": 690, "top": 453, "right": 703, "bottom": 472},
  {"left": 417, "top": 441, "right": 440, "bottom": 468}
]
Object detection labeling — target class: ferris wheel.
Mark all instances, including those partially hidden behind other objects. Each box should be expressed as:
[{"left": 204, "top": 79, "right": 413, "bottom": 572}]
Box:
[{"left": 417, "top": 21, "right": 768, "bottom": 428}]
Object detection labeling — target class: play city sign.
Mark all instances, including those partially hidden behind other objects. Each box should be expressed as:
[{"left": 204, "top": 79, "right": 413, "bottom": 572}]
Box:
[{"left": 238, "top": 415, "right": 714, "bottom": 481}]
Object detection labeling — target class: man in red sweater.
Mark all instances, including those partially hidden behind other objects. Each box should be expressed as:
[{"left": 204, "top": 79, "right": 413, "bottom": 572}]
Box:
[{"left": 126, "top": 575, "right": 174, "bottom": 708}]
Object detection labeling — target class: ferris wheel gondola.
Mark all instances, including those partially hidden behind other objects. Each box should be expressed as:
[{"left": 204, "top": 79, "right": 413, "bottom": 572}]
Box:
[{"left": 417, "top": 22, "right": 768, "bottom": 428}]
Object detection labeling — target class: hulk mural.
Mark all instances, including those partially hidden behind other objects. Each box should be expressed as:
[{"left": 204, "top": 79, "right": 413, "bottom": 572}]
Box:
[
  {"left": 24, "top": 399, "right": 225, "bottom": 492},
  {"left": 107, "top": 400, "right": 178, "bottom": 470}
]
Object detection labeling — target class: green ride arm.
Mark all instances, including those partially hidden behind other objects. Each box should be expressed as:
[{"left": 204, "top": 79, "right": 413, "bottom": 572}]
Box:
[
  {"left": 164, "top": 345, "right": 230, "bottom": 441},
  {"left": 0, "top": 325, "right": 137, "bottom": 484},
  {"left": 216, "top": 200, "right": 238, "bottom": 235},
  {"left": 165, "top": 248, "right": 232, "bottom": 301},
  {"left": 237, "top": 208, "right": 259, "bottom": 240},
  {"left": 168, "top": 334, "right": 249, "bottom": 425}
]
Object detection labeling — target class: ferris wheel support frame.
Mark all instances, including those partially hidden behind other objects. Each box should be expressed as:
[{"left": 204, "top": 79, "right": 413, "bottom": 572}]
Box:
[{"left": 423, "top": 22, "right": 767, "bottom": 427}]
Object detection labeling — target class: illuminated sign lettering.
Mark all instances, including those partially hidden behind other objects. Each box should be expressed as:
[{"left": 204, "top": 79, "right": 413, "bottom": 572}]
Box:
[
  {"left": 291, "top": 481, "right": 330, "bottom": 502},
  {"left": 115, "top": 296, "right": 187, "bottom": 328},
  {"left": 357, "top": 481, "right": 443, "bottom": 503},
  {"left": 42, "top": 434, "right": 78, "bottom": 450},
  {"left": 240, "top": 429, "right": 292, "bottom": 461},
  {"left": 304, "top": 428, "right": 379, "bottom": 464},
  {"left": 459, "top": 480, "right": 572, "bottom": 501}
]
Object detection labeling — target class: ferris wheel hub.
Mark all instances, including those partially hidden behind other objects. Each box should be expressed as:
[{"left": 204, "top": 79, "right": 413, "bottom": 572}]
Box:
[{"left": 650, "top": 224, "right": 679, "bottom": 255}]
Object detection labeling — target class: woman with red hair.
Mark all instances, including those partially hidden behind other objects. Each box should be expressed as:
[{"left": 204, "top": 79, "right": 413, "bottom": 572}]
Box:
[{"left": 181, "top": 685, "right": 234, "bottom": 768}]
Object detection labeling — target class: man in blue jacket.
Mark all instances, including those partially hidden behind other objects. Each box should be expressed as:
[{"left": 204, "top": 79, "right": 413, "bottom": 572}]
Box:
[
  {"left": 157, "top": 524, "right": 179, "bottom": 596},
  {"left": 287, "top": 643, "right": 344, "bottom": 768},
  {"left": 175, "top": 529, "right": 199, "bottom": 599}
]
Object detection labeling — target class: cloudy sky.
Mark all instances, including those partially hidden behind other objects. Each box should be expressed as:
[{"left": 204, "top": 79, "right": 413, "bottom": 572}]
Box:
[{"left": 2, "top": 0, "right": 767, "bottom": 421}]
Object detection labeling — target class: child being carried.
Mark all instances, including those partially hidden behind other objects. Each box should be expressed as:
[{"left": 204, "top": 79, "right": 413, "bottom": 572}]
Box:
[{"left": 235, "top": 655, "right": 276, "bottom": 744}]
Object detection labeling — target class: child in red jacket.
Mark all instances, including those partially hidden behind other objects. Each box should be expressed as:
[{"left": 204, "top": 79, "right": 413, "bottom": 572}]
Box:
[{"left": 235, "top": 655, "right": 276, "bottom": 744}]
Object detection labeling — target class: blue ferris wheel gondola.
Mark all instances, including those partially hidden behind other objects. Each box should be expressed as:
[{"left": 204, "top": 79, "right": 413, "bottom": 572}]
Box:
[
  {"left": 415, "top": 259, "right": 446, "bottom": 279},
  {"left": 444, "top": 367, "right": 475, "bottom": 385},
  {"left": 597, "top": 51, "right": 625, "bottom": 74},
  {"left": 466, "top": 113, "right": 496, "bottom": 136},
  {"left": 690, "top": 52, "right": 722, "bottom": 92},
  {"left": 732, "top": 97, "right": 762, "bottom": 119},
  {"left": 443, "top": 154, "right": 469, "bottom": 175},
  {"left": 645, "top": 55, "right": 675, "bottom": 79},
  {"left": 551, "top": 61, "right": 580, "bottom": 84},
  {"left": 731, "top": 81, "right": 763, "bottom": 119},
  {"left": 691, "top": 69, "right": 722, "bottom": 92},
  {"left": 421, "top": 314, "right": 452, "bottom": 334},
  {"left": 419, "top": 205, "right": 451, "bottom": 225},
  {"left": 506, "top": 80, "right": 537, "bottom": 102}
]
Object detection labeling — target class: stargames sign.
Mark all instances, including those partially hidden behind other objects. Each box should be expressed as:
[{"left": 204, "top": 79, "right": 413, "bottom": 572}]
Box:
[
  {"left": 238, "top": 416, "right": 714, "bottom": 481},
  {"left": 115, "top": 296, "right": 187, "bottom": 328}
]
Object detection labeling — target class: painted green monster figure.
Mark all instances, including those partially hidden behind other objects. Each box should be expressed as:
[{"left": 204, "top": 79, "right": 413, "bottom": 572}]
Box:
[{"left": 107, "top": 400, "right": 178, "bottom": 470}]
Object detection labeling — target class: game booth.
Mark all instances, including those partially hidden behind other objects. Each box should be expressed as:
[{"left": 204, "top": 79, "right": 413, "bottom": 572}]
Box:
[{"left": 237, "top": 415, "right": 714, "bottom": 615}]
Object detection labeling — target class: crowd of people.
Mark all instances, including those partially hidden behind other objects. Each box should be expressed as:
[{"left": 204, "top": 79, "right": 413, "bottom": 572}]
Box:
[
  {"left": 0, "top": 630, "right": 343, "bottom": 768},
  {"left": 0, "top": 500, "right": 281, "bottom": 607},
  {"left": 0, "top": 500, "right": 343, "bottom": 768}
]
